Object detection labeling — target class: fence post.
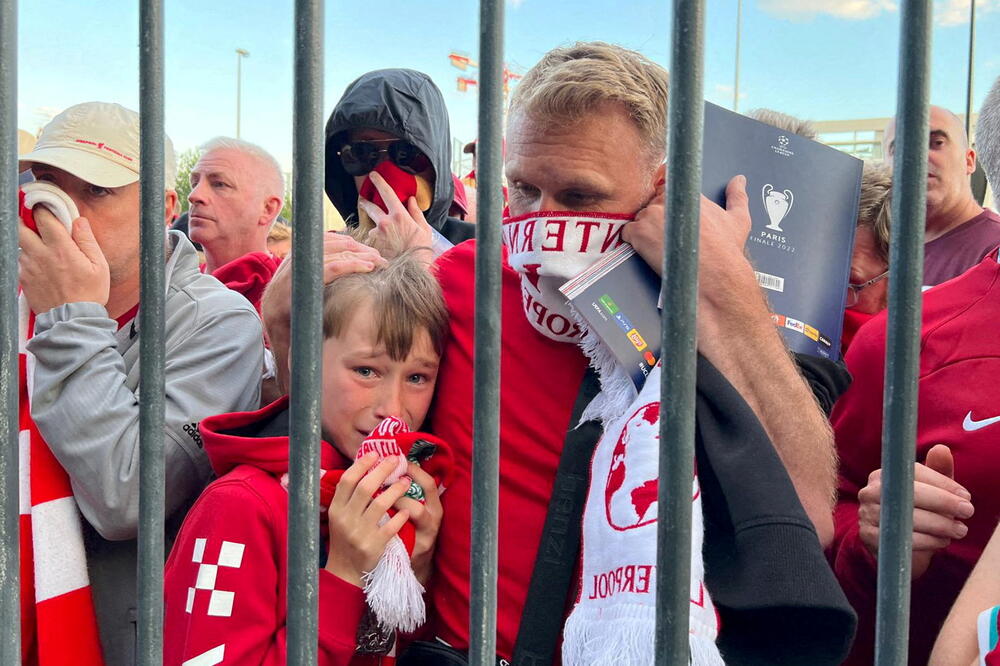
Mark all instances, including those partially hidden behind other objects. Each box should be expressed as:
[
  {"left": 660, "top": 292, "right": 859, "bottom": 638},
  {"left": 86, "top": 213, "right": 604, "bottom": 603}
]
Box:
[
  {"left": 287, "top": 0, "right": 324, "bottom": 663},
  {"left": 136, "top": 0, "right": 167, "bottom": 663},
  {"left": 875, "top": 1, "right": 932, "bottom": 663},
  {"left": 0, "top": 0, "right": 20, "bottom": 662},
  {"left": 655, "top": 0, "right": 705, "bottom": 663},
  {"left": 468, "top": 0, "right": 504, "bottom": 663}
]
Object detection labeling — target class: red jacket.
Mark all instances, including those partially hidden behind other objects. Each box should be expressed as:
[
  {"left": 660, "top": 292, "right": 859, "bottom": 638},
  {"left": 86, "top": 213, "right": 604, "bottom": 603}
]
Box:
[
  {"left": 163, "top": 397, "right": 386, "bottom": 666},
  {"left": 830, "top": 250, "right": 1000, "bottom": 665},
  {"left": 209, "top": 251, "right": 282, "bottom": 315}
]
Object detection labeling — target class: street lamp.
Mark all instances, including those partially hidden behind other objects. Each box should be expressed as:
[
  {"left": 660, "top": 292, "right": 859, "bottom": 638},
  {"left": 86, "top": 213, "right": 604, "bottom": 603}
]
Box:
[{"left": 235, "top": 48, "right": 250, "bottom": 139}]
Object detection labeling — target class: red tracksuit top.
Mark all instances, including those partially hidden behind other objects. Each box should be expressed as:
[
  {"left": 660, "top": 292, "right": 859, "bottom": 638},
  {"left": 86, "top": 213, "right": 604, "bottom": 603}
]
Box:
[
  {"left": 163, "top": 396, "right": 386, "bottom": 666},
  {"left": 427, "top": 240, "right": 589, "bottom": 660},
  {"left": 830, "top": 249, "right": 1000, "bottom": 665}
]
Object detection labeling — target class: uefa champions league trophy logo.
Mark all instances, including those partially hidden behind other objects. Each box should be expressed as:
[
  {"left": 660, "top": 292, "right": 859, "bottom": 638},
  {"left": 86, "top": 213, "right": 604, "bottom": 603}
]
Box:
[{"left": 762, "top": 184, "right": 794, "bottom": 232}]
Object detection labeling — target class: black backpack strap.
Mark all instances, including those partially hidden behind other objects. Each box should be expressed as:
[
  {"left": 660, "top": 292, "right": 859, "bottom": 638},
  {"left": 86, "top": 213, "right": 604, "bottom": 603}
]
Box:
[{"left": 511, "top": 367, "right": 602, "bottom": 666}]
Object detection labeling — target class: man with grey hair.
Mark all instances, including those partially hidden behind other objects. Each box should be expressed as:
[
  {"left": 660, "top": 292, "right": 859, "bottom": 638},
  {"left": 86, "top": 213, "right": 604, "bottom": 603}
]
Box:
[
  {"left": 883, "top": 105, "right": 1000, "bottom": 286},
  {"left": 188, "top": 137, "right": 285, "bottom": 312},
  {"left": 17, "top": 102, "right": 263, "bottom": 664},
  {"left": 978, "top": 75, "right": 1000, "bottom": 192}
]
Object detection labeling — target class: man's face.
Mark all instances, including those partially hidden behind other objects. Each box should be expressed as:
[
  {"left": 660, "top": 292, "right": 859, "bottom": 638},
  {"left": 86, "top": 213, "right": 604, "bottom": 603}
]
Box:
[
  {"left": 319, "top": 300, "right": 440, "bottom": 459},
  {"left": 884, "top": 106, "right": 976, "bottom": 218},
  {"left": 505, "top": 103, "right": 662, "bottom": 217},
  {"left": 188, "top": 148, "right": 271, "bottom": 248},
  {"left": 30, "top": 164, "right": 141, "bottom": 282},
  {"left": 848, "top": 225, "right": 889, "bottom": 315}
]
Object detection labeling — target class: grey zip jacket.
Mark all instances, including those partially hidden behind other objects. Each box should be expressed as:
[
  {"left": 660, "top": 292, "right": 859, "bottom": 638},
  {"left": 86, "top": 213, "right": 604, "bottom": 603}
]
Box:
[{"left": 26, "top": 230, "right": 263, "bottom": 665}]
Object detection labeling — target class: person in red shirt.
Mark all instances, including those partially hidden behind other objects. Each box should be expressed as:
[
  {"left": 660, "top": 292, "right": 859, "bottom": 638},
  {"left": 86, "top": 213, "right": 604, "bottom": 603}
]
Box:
[
  {"left": 830, "top": 249, "right": 1000, "bottom": 664},
  {"left": 188, "top": 137, "right": 286, "bottom": 312},
  {"left": 163, "top": 248, "right": 447, "bottom": 665}
]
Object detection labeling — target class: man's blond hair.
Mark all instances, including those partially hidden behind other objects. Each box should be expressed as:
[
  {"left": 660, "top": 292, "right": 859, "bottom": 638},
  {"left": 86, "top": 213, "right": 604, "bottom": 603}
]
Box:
[
  {"left": 857, "top": 161, "right": 893, "bottom": 264},
  {"left": 509, "top": 42, "right": 669, "bottom": 163}
]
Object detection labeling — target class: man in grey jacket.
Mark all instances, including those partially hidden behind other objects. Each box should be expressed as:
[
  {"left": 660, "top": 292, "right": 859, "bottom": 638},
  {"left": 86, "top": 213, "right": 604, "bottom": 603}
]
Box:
[{"left": 18, "top": 102, "right": 263, "bottom": 664}]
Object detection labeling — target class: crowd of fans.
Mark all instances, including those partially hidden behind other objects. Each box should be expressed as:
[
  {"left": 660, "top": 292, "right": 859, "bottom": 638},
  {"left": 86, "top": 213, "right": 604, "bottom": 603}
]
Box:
[{"left": 12, "top": 40, "right": 1000, "bottom": 666}]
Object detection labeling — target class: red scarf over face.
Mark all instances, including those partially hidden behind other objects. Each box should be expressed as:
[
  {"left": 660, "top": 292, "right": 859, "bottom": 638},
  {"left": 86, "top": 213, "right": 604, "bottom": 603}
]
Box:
[{"left": 841, "top": 307, "right": 879, "bottom": 356}]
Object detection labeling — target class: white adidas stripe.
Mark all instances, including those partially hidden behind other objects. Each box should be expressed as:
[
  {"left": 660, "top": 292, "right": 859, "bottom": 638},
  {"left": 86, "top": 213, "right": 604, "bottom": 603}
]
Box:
[{"left": 31, "top": 496, "right": 91, "bottom": 602}]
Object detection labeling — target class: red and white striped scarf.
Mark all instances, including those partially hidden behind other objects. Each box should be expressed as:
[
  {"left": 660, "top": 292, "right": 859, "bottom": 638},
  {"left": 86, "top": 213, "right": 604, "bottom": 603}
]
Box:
[{"left": 18, "top": 185, "right": 104, "bottom": 665}]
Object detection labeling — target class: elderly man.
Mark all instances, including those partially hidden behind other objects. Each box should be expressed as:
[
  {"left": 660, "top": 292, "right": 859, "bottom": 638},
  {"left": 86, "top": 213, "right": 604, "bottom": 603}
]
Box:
[
  {"left": 883, "top": 105, "right": 1000, "bottom": 286},
  {"left": 188, "top": 137, "right": 285, "bottom": 311},
  {"left": 17, "top": 102, "right": 263, "bottom": 665}
]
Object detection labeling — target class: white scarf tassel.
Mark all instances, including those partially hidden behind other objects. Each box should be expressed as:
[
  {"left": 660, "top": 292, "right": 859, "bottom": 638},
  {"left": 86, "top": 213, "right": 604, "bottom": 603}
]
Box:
[
  {"left": 563, "top": 603, "right": 725, "bottom": 666},
  {"left": 362, "top": 526, "right": 426, "bottom": 633}
]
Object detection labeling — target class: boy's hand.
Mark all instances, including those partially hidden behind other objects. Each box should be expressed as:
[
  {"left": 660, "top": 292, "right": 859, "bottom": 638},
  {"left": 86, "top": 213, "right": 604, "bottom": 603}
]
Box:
[
  {"left": 325, "top": 455, "right": 411, "bottom": 587},
  {"left": 393, "top": 462, "right": 443, "bottom": 585}
]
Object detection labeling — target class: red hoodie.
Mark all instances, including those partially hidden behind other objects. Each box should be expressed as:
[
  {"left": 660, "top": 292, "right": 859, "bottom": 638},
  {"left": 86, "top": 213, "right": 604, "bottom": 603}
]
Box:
[
  {"left": 163, "top": 396, "right": 385, "bottom": 666},
  {"left": 208, "top": 251, "right": 282, "bottom": 315}
]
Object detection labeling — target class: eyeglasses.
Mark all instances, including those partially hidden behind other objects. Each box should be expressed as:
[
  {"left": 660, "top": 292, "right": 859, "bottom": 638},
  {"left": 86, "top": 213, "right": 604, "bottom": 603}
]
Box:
[
  {"left": 337, "top": 139, "right": 431, "bottom": 177},
  {"left": 845, "top": 269, "right": 889, "bottom": 307}
]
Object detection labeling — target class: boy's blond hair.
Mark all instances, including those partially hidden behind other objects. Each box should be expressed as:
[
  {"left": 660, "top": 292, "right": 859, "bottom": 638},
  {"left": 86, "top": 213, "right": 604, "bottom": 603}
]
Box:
[{"left": 261, "top": 243, "right": 446, "bottom": 393}]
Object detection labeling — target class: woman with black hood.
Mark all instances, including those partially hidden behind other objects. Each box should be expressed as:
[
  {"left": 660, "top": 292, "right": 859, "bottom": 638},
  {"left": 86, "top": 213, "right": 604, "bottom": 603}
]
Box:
[{"left": 325, "top": 69, "right": 476, "bottom": 249}]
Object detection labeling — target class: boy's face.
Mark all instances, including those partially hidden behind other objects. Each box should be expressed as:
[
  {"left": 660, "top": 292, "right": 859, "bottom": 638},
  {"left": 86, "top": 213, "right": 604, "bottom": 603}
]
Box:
[{"left": 320, "top": 301, "right": 441, "bottom": 458}]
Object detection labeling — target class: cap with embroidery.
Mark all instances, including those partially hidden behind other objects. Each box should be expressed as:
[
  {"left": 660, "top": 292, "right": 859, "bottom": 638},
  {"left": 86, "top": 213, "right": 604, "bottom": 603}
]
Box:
[{"left": 19, "top": 101, "right": 176, "bottom": 188}]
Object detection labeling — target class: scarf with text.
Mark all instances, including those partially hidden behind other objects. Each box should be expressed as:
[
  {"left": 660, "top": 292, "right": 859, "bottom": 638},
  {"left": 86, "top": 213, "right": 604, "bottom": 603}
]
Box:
[
  {"left": 502, "top": 211, "right": 631, "bottom": 343},
  {"left": 562, "top": 363, "right": 723, "bottom": 666},
  {"left": 18, "top": 183, "right": 105, "bottom": 666}
]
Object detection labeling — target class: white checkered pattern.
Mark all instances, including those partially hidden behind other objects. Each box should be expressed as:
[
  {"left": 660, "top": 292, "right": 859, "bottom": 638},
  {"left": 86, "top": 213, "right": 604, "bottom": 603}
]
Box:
[{"left": 186, "top": 539, "right": 245, "bottom": 618}]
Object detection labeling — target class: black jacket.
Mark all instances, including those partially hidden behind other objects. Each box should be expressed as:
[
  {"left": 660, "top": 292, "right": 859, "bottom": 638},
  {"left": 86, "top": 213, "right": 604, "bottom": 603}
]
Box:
[
  {"left": 325, "top": 69, "right": 475, "bottom": 246},
  {"left": 696, "top": 355, "right": 856, "bottom": 664}
]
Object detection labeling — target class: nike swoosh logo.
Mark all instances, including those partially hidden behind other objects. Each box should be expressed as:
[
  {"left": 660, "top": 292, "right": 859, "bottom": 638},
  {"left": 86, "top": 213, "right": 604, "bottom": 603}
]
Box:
[{"left": 963, "top": 411, "right": 1000, "bottom": 432}]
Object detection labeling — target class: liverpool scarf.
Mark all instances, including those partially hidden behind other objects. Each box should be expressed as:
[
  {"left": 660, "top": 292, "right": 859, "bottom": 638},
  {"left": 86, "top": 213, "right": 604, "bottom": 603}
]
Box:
[
  {"left": 18, "top": 183, "right": 105, "bottom": 665},
  {"left": 562, "top": 363, "right": 724, "bottom": 665}
]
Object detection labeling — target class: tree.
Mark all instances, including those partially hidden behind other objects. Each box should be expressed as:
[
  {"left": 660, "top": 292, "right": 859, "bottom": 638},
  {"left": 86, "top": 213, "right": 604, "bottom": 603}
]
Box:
[{"left": 173, "top": 147, "right": 200, "bottom": 213}]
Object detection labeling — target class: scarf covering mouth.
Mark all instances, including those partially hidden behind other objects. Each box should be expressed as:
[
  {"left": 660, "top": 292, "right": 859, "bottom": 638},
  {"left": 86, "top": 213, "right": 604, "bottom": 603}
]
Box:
[
  {"left": 502, "top": 210, "right": 632, "bottom": 343},
  {"left": 18, "top": 183, "right": 105, "bottom": 666},
  {"left": 357, "top": 160, "right": 433, "bottom": 232}
]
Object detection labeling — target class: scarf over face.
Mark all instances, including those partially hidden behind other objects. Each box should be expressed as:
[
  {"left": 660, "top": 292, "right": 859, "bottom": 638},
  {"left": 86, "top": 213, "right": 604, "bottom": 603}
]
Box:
[
  {"left": 501, "top": 211, "right": 631, "bottom": 343},
  {"left": 18, "top": 183, "right": 105, "bottom": 666}
]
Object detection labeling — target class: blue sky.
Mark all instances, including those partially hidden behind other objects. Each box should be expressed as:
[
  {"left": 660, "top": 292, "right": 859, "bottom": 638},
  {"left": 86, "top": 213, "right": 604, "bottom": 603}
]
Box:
[{"left": 16, "top": 0, "right": 1000, "bottom": 174}]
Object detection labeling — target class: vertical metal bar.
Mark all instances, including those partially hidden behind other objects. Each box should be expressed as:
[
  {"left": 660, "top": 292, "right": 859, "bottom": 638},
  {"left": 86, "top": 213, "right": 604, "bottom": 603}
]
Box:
[
  {"left": 136, "top": 0, "right": 166, "bottom": 663},
  {"left": 0, "top": 0, "right": 19, "bottom": 662},
  {"left": 875, "top": 1, "right": 932, "bottom": 664},
  {"left": 287, "top": 0, "right": 323, "bottom": 663},
  {"left": 468, "top": 0, "right": 504, "bottom": 663},
  {"left": 656, "top": 0, "right": 705, "bottom": 663},
  {"left": 965, "top": 0, "right": 976, "bottom": 140}
]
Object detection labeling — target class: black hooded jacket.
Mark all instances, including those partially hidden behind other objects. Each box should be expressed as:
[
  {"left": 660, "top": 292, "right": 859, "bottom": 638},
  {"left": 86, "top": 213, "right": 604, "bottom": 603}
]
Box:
[{"left": 325, "top": 69, "right": 476, "bottom": 246}]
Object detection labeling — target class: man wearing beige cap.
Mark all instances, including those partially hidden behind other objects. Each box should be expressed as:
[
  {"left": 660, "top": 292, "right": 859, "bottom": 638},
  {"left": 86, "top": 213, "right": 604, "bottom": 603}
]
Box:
[{"left": 17, "top": 101, "right": 263, "bottom": 664}]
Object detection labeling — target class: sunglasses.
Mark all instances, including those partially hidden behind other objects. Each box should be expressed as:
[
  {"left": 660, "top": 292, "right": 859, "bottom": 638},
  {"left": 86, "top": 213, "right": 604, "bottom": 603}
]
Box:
[{"left": 337, "top": 139, "right": 431, "bottom": 177}]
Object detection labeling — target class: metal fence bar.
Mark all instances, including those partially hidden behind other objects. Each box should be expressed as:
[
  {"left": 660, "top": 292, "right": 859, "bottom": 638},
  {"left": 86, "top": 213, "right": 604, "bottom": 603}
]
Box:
[
  {"left": 875, "top": 1, "right": 932, "bottom": 663},
  {"left": 136, "top": 0, "right": 166, "bottom": 663},
  {"left": 0, "top": 0, "right": 19, "bottom": 661},
  {"left": 468, "top": 0, "right": 504, "bottom": 663},
  {"left": 287, "top": 0, "right": 324, "bottom": 663},
  {"left": 655, "top": 0, "right": 705, "bottom": 663}
]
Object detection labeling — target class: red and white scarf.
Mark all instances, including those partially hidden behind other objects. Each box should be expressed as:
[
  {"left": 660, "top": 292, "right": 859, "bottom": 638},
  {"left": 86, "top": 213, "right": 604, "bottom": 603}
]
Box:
[
  {"left": 502, "top": 211, "right": 630, "bottom": 343},
  {"left": 18, "top": 183, "right": 105, "bottom": 665},
  {"left": 562, "top": 363, "right": 723, "bottom": 665}
]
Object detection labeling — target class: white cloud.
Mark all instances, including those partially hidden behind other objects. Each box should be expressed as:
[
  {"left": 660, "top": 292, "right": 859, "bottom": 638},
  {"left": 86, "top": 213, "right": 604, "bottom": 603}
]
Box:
[
  {"left": 758, "top": 0, "right": 897, "bottom": 21},
  {"left": 936, "top": 0, "right": 1000, "bottom": 27},
  {"left": 509, "top": 0, "right": 526, "bottom": 7}
]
